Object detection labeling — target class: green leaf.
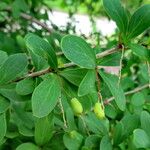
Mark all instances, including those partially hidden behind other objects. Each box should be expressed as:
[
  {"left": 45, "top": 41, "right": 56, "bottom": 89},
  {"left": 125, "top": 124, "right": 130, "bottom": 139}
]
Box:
[
  {"left": 0, "top": 113, "right": 7, "bottom": 141},
  {"left": 85, "top": 135, "right": 100, "bottom": 149},
  {"left": 84, "top": 112, "right": 107, "bottom": 136},
  {"left": 35, "top": 114, "right": 54, "bottom": 146},
  {"left": 113, "top": 122, "right": 124, "bottom": 145},
  {"left": 78, "top": 70, "right": 96, "bottom": 96},
  {"left": 61, "top": 35, "right": 96, "bottom": 69},
  {"left": 18, "top": 124, "right": 34, "bottom": 137},
  {"left": 0, "top": 95, "right": 10, "bottom": 113},
  {"left": 63, "top": 130, "right": 83, "bottom": 150},
  {"left": 30, "top": 51, "right": 49, "bottom": 71},
  {"left": 127, "top": 4, "right": 150, "bottom": 39},
  {"left": 0, "top": 54, "right": 28, "bottom": 85},
  {"left": 131, "top": 92, "right": 145, "bottom": 107},
  {"left": 121, "top": 114, "right": 139, "bottom": 138},
  {"left": 25, "top": 33, "right": 57, "bottom": 69},
  {"left": 141, "top": 111, "right": 150, "bottom": 138},
  {"left": 0, "top": 50, "right": 8, "bottom": 67},
  {"left": 12, "top": 0, "right": 29, "bottom": 18},
  {"left": 133, "top": 129, "right": 150, "bottom": 149},
  {"left": 16, "top": 143, "right": 40, "bottom": 150},
  {"left": 66, "top": 107, "right": 77, "bottom": 130},
  {"left": 60, "top": 68, "right": 87, "bottom": 86},
  {"left": 99, "top": 71, "right": 126, "bottom": 111},
  {"left": 32, "top": 74, "right": 61, "bottom": 118},
  {"left": 103, "top": 0, "right": 128, "bottom": 33},
  {"left": 16, "top": 78, "right": 35, "bottom": 95},
  {"left": 105, "top": 105, "right": 117, "bottom": 119},
  {"left": 128, "top": 43, "right": 149, "bottom": 60},
  {"left": 100, "top": 135, "right": 112, "bottom": 150}
]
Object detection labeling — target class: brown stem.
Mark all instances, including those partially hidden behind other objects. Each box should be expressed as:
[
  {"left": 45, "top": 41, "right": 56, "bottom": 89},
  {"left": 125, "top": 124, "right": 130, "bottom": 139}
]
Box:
[
  {"left": 104, "top": 84, "right": 149, "bottom": 105},
  {"left": 20, "top": 13, "right": 52, "bottom": 33},
  {"left": 13, "top": 67, "right": 51, "bottom": 82},
  {"left": 96, "top": 47, "right": 119, "bottom": 59}
]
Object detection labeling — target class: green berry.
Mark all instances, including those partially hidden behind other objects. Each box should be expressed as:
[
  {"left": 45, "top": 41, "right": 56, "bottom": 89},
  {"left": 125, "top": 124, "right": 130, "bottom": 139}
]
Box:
[
  {"left": 94, "top": 102, "right": 105, "bottom": 119},
  {"left": 71, "top": 98, "right": 83, "bottom": 116}
]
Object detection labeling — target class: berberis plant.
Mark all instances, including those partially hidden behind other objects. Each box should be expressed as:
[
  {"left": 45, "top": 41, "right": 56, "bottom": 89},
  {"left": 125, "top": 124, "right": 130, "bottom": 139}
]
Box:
[{"left": 0, "top": 0, "right": 150, "bottom": 149}]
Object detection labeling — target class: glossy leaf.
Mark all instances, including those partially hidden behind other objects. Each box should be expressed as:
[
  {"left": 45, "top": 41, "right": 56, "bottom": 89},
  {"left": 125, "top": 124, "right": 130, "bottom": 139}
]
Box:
[
  {"left": 141, "top": 111, "right": 150, "bottom": 138},
  {"left": 35, "top": 114, "right": 54, "bottom": 146},
  {"left": 133, "top": 129, "right": 150, "bottom": 149},
  {"left": 78, "top": 70, "right": 96, "bottom": 96},
  {"left": 25, "top": 33, "right": 57, "bottom": 69},
  {"left": 100, "top": 135, "right": 112, "bottom": 150},
  {"left": 0, "top": 95, "right": 10, "bottom": 113},
  {"left": 16, "top": 78, "right": 35, "bottom": 95},
  {"left": 32, "top": 75, "right": 61, "bottom": 118},
  {"left": 0, "top": 50, "right": 8, "bottom": 66},
  {"left": 0, "top": 113, "right": 7, "bottom": 141},
  {"left": 99, "top": 71, "right": 126, "bottom": 111},
  {"left": 131, "top": 92, "right": 145, "bottom": 107},
  {"left": 128, "top": 43, "right": 149, "bottom": 60},
  {"left": 127, "top": 4, "right": 150, "bottom": 39},
  {"left": 61, "top": 35, "right": 96, "bottom": 69},
  {"left": 60, "top": 68, "right": 87, "bottom": 86},
  {"left": 16, "top": 143, "right": 39, "bottom": 150},
  {"left": 103, "top": 0, "right": 128, "bottom": 33},
  {"left": 0, "top": 54, "right": 28, "bottom": 84},
  {"left": 63, "top": 130, "right": 83, "bottom": 150}
]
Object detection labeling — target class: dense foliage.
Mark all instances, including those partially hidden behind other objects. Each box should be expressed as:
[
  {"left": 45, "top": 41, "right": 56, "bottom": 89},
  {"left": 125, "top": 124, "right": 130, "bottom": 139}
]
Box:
[{"left": 0, "top": 0, "right": 150, "bottom": 150}]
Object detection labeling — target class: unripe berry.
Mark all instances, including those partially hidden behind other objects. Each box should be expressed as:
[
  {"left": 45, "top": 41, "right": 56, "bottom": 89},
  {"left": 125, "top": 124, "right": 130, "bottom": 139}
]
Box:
[
  {"left": 94, "top": 102, "right": 105, "bottom": 119},
  {"left": 71, "top": 98, "right": 83, "bottom": 116}
]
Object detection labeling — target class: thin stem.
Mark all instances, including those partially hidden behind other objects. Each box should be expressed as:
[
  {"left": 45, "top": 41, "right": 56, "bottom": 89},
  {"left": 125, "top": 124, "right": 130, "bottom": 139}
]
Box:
[
  {"left": 59, "top": 97, "right": 67, "bottom": 129},
  {"left": 95, "top": 68, "right": 104, "bottom": 108},
  {"left": 96, "top": 47, "right": 119, "bottom": 59},
  {"left": 104, "top": 84, "right": 149, "bottom": 105},
  {"left": 20, "top": 13, "right": 52, "bottom": 33},
  {"left": 118, "top": 45, "right": 124, "bottom": 85},
  {"left": 13, "top": 67, "right": 51, "bottom": 82},
  {"left": 146, "top": 61, "right": 150, "bottom": 88},
  {"left": 80, "top": 115, "right": 90, "bottom": 136}
]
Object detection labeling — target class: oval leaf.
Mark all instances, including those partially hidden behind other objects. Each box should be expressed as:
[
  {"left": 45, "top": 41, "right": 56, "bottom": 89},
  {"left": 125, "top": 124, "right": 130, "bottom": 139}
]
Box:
[
  {"left": 103, "top": 0, "right": 128, "bottom": 33},
  {"left": 35, "top": 114, "right": 54, "bottom": 146},
  {"left": 128, "top": 43, "right": 150, "bottom": 61},
  {"left": 16, "top": 78, "right": 35, "bottom": 95},
  {"left": 16, "top": 143, "right": 39, "bottom": 150},
  {"left": 133, "top": 129, "right": 150, "bottom": 149},
  {"left": 25, "top": 33, "right": 57, "bottom": 69},
  {"left": 78, "top": 70, "right": 96, "bottom": 96},
  {"left": 99, "top": 71, "right": 126, "bottom": 111},
  {"left": 141, "top": 111, "right": 150, "bottom": 138},
  {"left": 0, "top": 113, "right": 7, "bottom": 141},
  {"left": 32, "top": 75, "right": 61, "bottom": 118},
  {"left": 61, "top": 35, "right": 96, "bottom": 69},
  {"left": 100, "top": 135, "right": 112, "bottom": 150},
  {"left": 127, "top": 4, "right": 150, "bottom": 39},
  {"left": 0, "top": 95, "right": 10, "bottom": 113},
  {"left": 0, "top": 50, "right": 8, "bottom": 67},
  {"left": 0, "top": 54, "right": 28, "bottom": 85}
]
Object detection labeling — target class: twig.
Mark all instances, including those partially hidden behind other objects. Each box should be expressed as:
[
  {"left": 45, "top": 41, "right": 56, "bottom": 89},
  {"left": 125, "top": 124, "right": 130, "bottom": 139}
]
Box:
[
  {"left": 13, "top": 47, "right": 120, "bottom": 82},
  {"left": 59, "top": 97, "right": 67, "bottom": 128},
  {"left": 95, "top": 68, "right": 103, "bottom": 106},
  {"left": 104, "top": 84, "right": 149, "bottom": 105},
  {"left": 96, "top": 47, "right": 119, "bottom": 59},
  {"left": 13, "top": 67, "right": 51, "bottom": 82},
  {"left": 20, "top": 13, "right": 52, "bottom": 33},
  {"left": 118, "top": 45, "right": 124, "bottom": 85}
]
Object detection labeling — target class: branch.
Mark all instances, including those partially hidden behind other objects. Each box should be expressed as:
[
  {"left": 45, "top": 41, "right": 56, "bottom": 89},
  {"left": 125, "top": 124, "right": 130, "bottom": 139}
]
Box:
[
  {"left": 104, "top": 84, "right": 149, "bottom": 105},
  {"left": 13, "top": 67, "right": 51, "bottom": 82},
  {"left": 96, "top": 47, "right": 119, "bottom": 59},
  {"left": 20, "top": 13, "right": 52, "bottom": 33}
]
